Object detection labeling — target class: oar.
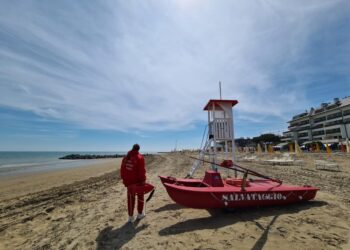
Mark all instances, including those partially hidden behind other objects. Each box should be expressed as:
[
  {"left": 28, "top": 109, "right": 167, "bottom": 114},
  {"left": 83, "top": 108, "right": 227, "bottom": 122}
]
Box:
[
  {"left": 144, "top": 188, "right": 155, "bottom": 216},
  {"left": 188, "top": 156, "right": 248, "bottom": 176},
  {"left": 189, "top": 156, "right": 252, "bottom": 176},
  {"left": 189, "top": 156, "right": 282, "bottom": 184},
  {"left": 146, "top": 189, "right": 155, "bottom": 202},
  {"left": 230, "top": 162, "right": 282, "bottom": 184}
]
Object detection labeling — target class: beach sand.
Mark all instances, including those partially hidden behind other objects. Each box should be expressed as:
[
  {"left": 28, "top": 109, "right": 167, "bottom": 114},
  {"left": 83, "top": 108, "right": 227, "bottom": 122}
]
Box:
[{"left": 0, "top": 153, "right": 349, "bottom": 249}]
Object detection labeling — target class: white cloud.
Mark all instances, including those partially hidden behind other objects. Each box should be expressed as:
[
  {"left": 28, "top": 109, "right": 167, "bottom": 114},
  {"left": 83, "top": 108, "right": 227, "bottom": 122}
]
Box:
[{"left": 0, "top": 0, "right": 348, "bottom": 132}]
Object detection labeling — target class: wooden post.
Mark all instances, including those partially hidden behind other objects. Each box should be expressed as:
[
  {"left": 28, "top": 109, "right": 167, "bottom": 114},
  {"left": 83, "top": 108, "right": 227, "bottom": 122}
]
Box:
[
  {"left": 326, "top": 144, "right": 332, "bottom": 156},
  {"left": 289, "top": 143, "right": 294, "bottom": 153},
  {"left": 315, "top": 143, "right": 320, "bottom": 153},
  {"left": 231, "top": 106, "right": 236, "bottom": 163},
  {"left": 241, "top": 171, "right": 248, "bottom": 192},
  {"left": 295, "top": 141, "right": 302, "bottom": 156},
  {"left": 212, "top": 102, "right": 217, "bottom": 170}
]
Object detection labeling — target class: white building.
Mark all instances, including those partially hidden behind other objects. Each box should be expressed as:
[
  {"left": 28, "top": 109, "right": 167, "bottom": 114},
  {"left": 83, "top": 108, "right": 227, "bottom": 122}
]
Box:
[{"left": 282, "top": 97, "right": 350, "bottom": 144}]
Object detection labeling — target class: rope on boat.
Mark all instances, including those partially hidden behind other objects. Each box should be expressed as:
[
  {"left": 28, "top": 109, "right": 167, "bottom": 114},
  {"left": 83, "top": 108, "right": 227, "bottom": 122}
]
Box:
[
  {"left": 189, "top": 156, "right": 282, "bottom": 184},
  {"left": 208, "top": 191, "right": 226, "bottom": 205},
  {"left": 199, "top": 125, "right": 208, "bottom": 150}
]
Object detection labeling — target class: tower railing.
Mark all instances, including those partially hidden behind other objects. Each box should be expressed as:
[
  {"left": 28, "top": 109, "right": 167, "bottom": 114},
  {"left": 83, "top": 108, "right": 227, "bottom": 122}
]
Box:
[{"left": 208, "top": 118, "right": 232, "bottom": 140}]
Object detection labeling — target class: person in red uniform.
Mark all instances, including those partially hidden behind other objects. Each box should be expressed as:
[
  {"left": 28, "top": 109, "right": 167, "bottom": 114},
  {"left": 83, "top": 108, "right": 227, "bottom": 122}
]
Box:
[{"left": 120, "top": 144, "right": 146, "bottom": 222}]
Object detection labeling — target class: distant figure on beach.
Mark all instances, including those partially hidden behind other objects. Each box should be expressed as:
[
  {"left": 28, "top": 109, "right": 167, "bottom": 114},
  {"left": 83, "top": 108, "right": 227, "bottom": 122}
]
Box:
[{"left": 120, "top": 144, "right": 146, "bottom": 223}]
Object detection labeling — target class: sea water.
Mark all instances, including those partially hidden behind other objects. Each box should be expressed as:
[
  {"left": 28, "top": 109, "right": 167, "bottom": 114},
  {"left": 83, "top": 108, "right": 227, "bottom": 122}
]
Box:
[{"left": 0, "top": 151, "right": 124, "bottom": 177}]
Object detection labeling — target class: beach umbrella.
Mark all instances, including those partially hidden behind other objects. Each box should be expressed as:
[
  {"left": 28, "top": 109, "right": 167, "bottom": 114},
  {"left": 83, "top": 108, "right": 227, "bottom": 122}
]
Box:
[
  {"left": 268, "top": 145, "right": 274, "bottom": 154},
  {"left": 257, "top": 144, "right": 263, "bottom": 154}
]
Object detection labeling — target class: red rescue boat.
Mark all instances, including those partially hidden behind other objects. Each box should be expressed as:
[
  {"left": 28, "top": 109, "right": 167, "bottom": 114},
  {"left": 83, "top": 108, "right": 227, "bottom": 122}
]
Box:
[
  {"left": 159, "top": 98, "right": 319, "bottom": 209},
  {"left": 159, "top": 160, "right": 318, "bottom": 209}
]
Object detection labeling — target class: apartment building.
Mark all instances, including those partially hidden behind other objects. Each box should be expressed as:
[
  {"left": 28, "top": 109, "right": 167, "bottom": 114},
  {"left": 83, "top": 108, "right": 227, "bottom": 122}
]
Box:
[{"left": 282, "top": 97, "right": 350, "bottom": 144}]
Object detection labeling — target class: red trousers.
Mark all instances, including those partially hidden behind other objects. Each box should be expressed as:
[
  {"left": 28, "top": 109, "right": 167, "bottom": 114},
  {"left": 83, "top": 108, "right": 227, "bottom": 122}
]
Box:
[{"left": 127, "top": 190, "right": 144, "bottom": 216}]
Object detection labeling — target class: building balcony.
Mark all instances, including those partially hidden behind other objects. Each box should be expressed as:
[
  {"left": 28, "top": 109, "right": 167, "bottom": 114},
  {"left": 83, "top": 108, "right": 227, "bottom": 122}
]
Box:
[
  {"left": 324, "top": 120, "right": 342, "bottom": 127},
  {"left": 281, "top": 135, "right": 292, "bottom": 139},
  {"left": 324, "top": 125, "right": 341, "bottom": 131},
  {"left": 313, "top": 117, "right": 326, "bottom": 124},
  {"left": 326, "top": 113, "right": 342, "bottom": 121},
  {"left": 311, "top": 124, "right": 323, "bottom": 129},
  {"left": 312, "top": 127, "right": 324, "bottom": 132},
  {"left": 324, "top": 134, "right": 341, "bottom": 140},
  {"left": 325, "top": 117, "right": 343, "bottom": 123},
  {"left": 281, "top": 138, "right": 291, "bottom": 142},
  {"left": 298, "top": 132, "right": 308, "bottom": 136},
  {"left": 312, "top": 131, "right": 325, "bottom": 136},
  {"left": 299, "top": 121, "right": 310, "bottom": 126},
  {"left": 297, "top": 127, "right": 311, "bottom": 132}
]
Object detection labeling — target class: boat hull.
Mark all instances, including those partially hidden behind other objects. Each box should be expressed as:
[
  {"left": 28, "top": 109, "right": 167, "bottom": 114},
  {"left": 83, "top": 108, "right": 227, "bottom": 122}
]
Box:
[{"left": 159, "top": 173, "right": 318, "bottom": 209}]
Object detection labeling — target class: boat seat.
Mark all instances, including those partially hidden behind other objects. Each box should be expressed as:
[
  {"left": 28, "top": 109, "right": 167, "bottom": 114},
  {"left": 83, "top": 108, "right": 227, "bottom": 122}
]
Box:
[
  {"left": 226, "top": 178, "right": 250, "bottom": 187},
  {"left": 202, "top": 170, "right": 224, "bottom": 187}
]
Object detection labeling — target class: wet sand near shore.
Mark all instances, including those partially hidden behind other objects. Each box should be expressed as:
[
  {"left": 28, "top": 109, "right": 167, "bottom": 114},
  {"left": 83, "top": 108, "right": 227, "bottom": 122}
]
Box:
[
  {"left": 0, "top": 153, "right": 349, "bottom": 249},
  {"left": 0, "top": 159, "right": 120, "bottom": 201}
]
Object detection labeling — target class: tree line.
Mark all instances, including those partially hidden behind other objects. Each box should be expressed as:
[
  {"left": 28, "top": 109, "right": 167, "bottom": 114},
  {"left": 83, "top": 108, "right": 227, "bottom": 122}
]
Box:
[{"left": 235, "top": 133, "right": 281, "bottom": 147}]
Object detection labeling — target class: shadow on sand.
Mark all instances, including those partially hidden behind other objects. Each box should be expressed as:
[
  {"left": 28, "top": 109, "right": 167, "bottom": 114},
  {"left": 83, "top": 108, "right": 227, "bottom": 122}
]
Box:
[
  {"left": 154, "top": 203, "right": 183, "bottom": 212},
  {"left": 96, "top": 220, "right": 148, "bottom": 250},
  {"left": 251, "top": 214, "right": 279, "bottom": 250},
  {"left": 159, "top": 200, "right": 327, "bottom": 249}
]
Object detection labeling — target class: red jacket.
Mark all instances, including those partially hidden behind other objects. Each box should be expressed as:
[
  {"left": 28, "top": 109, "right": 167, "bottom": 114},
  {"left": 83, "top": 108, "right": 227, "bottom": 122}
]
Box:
[{"left": 120, "top": 150, "right": 146, "bottom": 187}]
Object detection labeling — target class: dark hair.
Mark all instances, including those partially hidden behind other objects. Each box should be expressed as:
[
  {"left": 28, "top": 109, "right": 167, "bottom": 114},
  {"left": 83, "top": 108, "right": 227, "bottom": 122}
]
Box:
[{"left": 132, "top": 144, "right": 140, "bottom": 151}]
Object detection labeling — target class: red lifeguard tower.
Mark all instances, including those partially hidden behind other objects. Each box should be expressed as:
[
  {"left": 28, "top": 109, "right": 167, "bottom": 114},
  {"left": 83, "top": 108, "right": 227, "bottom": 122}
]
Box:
[{"left": 188, "top": 98, "right": 238, "bottom": 177}]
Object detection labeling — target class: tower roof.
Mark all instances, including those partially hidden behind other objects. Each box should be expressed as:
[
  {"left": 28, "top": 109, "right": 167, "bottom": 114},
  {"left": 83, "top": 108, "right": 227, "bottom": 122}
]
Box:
[{"left": 203, "top": 99, "right": 238, "bottom": 110}]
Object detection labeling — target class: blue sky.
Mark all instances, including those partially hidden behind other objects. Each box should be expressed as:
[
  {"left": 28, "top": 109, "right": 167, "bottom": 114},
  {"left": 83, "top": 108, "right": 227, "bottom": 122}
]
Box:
[{"left": 0, "top": 0, "right": 349, "bottom": 151}]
